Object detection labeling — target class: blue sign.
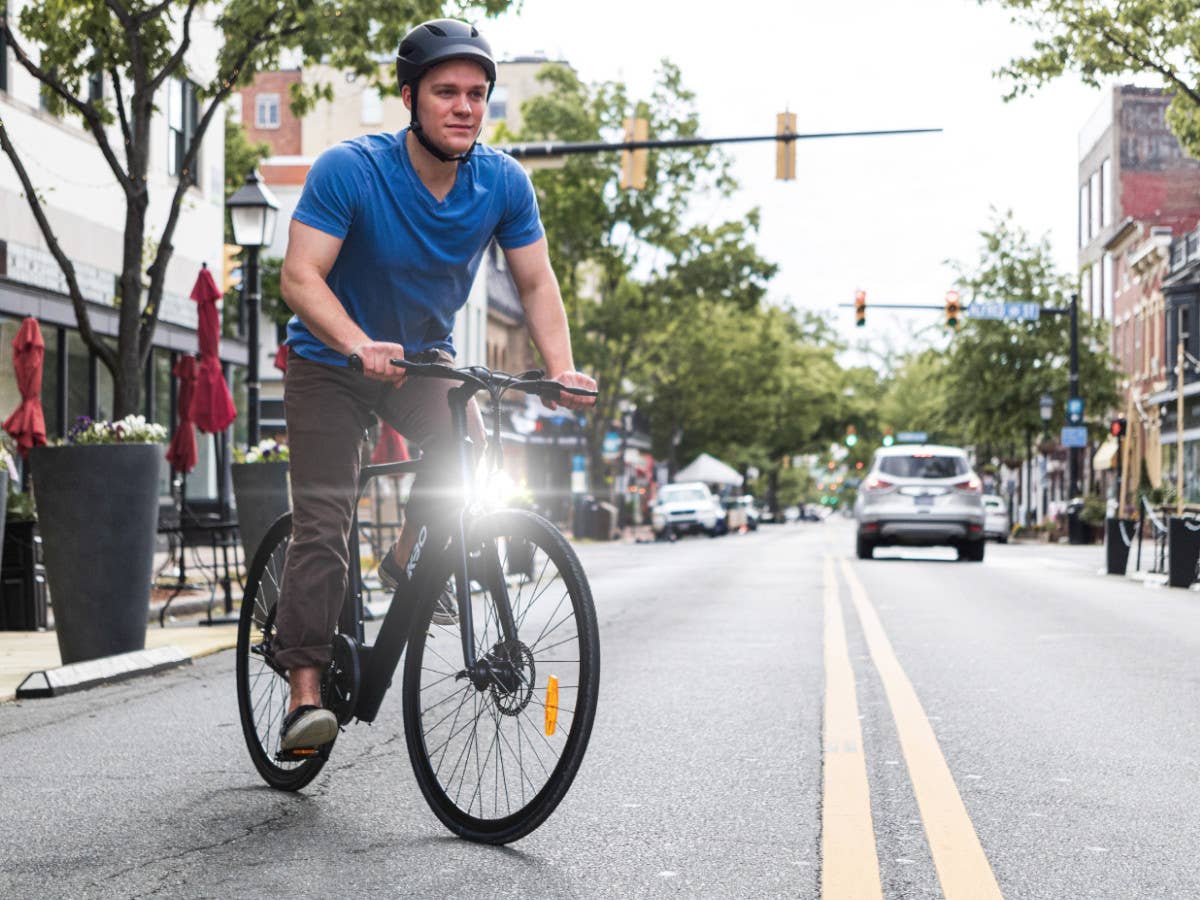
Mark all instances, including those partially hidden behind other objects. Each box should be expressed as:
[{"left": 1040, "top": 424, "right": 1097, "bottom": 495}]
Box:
[
  {"left": 968, "top": 301, "right": 1041, "bottom": 321},
  {"left": 1066, "top": 397, "right": 1084, "bottom": 425},
  {"left": 1061, "top": 425, "right": 1088, "bottom": 448},
  {"left": 896, "top": 431, "right": 928, "bottom": 443},
  {"left": 602, "top": 431, "right": 621, "bottom": 455},
  {"left": 572, "top": 454, "right": 587, "bottom": 472}
]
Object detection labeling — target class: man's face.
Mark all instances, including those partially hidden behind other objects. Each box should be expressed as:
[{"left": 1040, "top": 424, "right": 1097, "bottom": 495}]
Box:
[{"left": 405, "top": 59, "right": 489, "bottom": 156}]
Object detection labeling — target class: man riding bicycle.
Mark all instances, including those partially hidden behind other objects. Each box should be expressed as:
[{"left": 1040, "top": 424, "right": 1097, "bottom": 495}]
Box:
[{"left": 274, "top": 18, "right": 596, "bottom": 754}]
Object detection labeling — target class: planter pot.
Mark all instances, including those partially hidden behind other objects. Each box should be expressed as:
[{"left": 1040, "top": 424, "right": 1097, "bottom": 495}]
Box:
[
  {"left": 30, "top": 443, "right": 161, "bottom": 664},
  {"left": 232, "top": 461, "right": 290, "bottom": 566}
]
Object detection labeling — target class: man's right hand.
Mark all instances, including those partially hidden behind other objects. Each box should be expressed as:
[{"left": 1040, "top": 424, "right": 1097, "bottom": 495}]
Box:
[{"left": 348, "top": 341, "right": 407, "bottom": 386}]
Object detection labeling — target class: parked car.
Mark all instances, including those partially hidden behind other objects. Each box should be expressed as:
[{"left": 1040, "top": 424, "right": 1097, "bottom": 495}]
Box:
[
  {"left": 651, "top": 482, "right": 724, "bottom": 539},
  {"left": 722, "top": 495, "right": 761, "bottom": 531},
  {"left": 982, "top": 494, "right": 1010, "bottom": 543},
  {"left": 852, "top": 444, "right": 986, "bottom": 561}
]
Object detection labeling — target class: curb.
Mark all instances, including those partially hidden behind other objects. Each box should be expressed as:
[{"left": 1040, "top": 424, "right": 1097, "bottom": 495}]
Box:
[{"left": 15, "top": 646, "right": 191, "bottom": 699}]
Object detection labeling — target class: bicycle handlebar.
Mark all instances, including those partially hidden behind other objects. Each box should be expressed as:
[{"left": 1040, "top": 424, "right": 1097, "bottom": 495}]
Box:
[{"left": 345, "top": 353, "right": 598, "bottom": 404}]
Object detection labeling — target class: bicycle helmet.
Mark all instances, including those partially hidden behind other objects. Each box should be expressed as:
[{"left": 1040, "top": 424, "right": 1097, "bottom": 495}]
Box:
[{"left": 396, "top": 19, "right": 496, "bottom": 163}]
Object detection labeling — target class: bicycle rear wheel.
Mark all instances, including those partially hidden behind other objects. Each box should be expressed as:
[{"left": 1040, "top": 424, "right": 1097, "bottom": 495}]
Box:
[
  {"left": 236, "top": 513, "right": 331, "bottom": 790},
  {"left": 402, "top": 509, "right": 600, "bottom": 844}
]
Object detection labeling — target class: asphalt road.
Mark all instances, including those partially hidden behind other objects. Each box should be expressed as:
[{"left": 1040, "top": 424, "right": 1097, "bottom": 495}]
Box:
[{"left": 1, "top": 519, "right": 1197, "bottom": 898}]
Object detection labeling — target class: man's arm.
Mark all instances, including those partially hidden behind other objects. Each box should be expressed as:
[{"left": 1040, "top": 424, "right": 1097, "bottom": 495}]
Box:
[
  {"left": 504, "top": 236, "right": 596, "bottom": 409},
  {"left": 280, "top": 219, "right": 405, "bottom": 383}
]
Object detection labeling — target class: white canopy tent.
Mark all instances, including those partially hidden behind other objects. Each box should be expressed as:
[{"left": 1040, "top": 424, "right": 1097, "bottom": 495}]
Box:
[{"left": 675, "top": 453, "right": 743, "bottom": 487}]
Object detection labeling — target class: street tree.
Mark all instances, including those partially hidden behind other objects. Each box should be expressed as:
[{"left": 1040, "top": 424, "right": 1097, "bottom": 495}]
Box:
[
  {"left": 509, "top": 61, "right": 757, "bottom": 482},
  {"left": 877, "top": 347, "right": 958, "bottom": 446},
  {"left": 944, "top": 210, "right": 1118, "bottom": 455},
  {"left": 986, "top": 0, "right": 1200, "bottom": 155},
  {"left": 0, "top": 0, "right": 515, "bottom": 419}
]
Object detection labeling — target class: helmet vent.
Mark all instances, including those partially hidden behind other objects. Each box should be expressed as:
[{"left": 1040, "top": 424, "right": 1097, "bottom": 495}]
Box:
[{"left": 425, "top": 23, "right": 446, "bottom": 36}]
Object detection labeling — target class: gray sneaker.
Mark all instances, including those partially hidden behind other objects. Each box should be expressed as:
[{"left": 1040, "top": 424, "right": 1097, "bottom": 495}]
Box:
[{"left": 279, "top": 705, "right": 337, "bottom": 753}]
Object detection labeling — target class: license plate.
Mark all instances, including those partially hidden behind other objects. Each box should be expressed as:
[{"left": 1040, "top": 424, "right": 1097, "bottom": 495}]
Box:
[{"left": 914, "top": 494, "right": 934, "bottom": 507}]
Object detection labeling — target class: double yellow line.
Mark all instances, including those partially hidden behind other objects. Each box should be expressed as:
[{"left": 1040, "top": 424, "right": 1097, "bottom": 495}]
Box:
[{"left": 821, "top": 556, "right": 1004, "bottom": 899}]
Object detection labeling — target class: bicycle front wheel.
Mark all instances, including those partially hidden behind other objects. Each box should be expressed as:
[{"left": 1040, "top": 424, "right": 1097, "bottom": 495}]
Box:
[
  {"left": 402, "top": 509, "right": 600, "bottom": 844},
  {"left": 235, "top": 513, "right": 331, "bottom": 791}
]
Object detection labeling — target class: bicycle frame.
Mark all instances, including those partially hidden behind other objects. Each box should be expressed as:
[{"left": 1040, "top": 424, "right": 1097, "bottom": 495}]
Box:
[{"left": 350, "top": 381, "right": 512, "bottom": 724}]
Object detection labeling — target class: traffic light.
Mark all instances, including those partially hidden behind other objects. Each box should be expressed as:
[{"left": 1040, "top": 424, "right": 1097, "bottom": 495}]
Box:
[
  {"left": 222, "top": 243, "right": 242, "bottom": 296},
  {"left": 845, "top": 424, "right": 858, "bottom": 447},
  {"left": 776, "top": 112, "right": 796, "bottom": 180},
  {"left": 1111, "top": 418, "right": 1127, "bottom": 439},
  {"left": 944, "top": 289, "right": 961, "bottom": 329},
  {"left": 854, "top": 289, "right": 866, "bottom": 327},
  {"left": 882, "top": 426, "right": 894, "bottom": 447},
  {"left": 619, "top": 117, "right": 649, "bottom": 190}
]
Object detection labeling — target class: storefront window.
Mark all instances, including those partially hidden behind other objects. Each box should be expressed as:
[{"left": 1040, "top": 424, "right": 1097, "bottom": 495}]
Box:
[
  {"left": 230, "top": 363, "right": 248, "bottom": 448},
  {"left": 152, "top": 349, "right": 173, "bottom": 429},
  {"left": 96, "top": 351, "right": 114, "bottom": 422},
  {"left": 0, "top": 317, "right": 23, "bottom": 435},
  {"left": 66, "top": 332, "right": 89, "bottom": 427},
  {"left": 42, "top": 328, "right": 61, "bottom": 439}
]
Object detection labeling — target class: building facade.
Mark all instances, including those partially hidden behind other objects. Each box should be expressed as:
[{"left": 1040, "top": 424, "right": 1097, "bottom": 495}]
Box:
[{"left": 0, "top": 4, "right": 241, "bottom": 504}]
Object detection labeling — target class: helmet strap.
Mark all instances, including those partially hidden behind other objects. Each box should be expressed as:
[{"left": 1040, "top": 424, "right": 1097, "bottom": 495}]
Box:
[{"left": 409, "top": 81, "right": 478, "bottom": 164}]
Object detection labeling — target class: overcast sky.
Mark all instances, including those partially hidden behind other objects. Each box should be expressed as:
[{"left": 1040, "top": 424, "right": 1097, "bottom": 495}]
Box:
[{"left": 482, "top": 0, "right": 1113, "bottom": 358}]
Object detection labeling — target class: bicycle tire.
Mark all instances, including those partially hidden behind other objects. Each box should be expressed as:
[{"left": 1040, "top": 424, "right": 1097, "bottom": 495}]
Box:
[
  {"left": 236, "top": 512, "right": 331, "bottom": 791},
  {"left": 402, "top": 509, "right": 600, "bottom": 844}
]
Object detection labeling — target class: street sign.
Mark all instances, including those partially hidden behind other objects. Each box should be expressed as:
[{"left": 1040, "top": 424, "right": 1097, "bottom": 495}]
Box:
[
  {"left": 602, "top": 431, "right": 621, "bottom": 460},
  {"left": 968, "top": 301, "right": 1041, "bottom": 321},
  {"left": 1061, "top": 425, "right": 1088, "bottom": 448},
  {"left": 896, "top": 431, "right": 928, "bottom": 443},
  {"left": 1066, "top": 397, "right": 1084, "bottom": 425}
]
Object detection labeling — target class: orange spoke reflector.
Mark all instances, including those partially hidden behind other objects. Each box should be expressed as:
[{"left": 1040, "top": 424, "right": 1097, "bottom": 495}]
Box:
[{"left": 545, "top": 675, "right": 559, "bottom": 736}]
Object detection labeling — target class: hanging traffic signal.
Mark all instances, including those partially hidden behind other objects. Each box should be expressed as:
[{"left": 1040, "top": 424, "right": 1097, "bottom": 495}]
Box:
[
  {"left": 1111, "top": 418, "right": 1127, "bottom": 438},
  {"left": 619, "top": 117, "right": 649, "bottom": 190},
  {"left": 845, "top": 424, "right": 858, "bottom": 447},
  {"left": 854, "top": 289, "right": 866, "bottom": 327},
  {"left": 222, "top": 243, "right": 242, "bottom": 296},
  {"left": 882, "top": 427, "right": 894, "bottom": 447},
  {"left": 776, "top": 112, "right": 796, "bottom": 180},
  {"left": 944, "top": 289, "right": 961, "bottom": 329}
]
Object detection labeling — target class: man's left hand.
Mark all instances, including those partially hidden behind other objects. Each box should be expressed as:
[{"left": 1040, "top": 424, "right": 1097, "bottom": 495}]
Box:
[{"left": 547, "top": 370, "right": 597, "bottom": 411}]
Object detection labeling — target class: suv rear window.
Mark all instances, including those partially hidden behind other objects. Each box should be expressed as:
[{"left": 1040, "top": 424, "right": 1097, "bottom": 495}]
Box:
[{"left": 879, "top": 455, "right": 968, "bottom": 478}]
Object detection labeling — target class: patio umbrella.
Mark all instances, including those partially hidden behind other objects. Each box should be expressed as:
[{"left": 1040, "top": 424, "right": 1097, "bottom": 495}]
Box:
[
  {"left": 189, "top": 265, "right": 236, "bottom": 434},
  {"left": 371, "top": 422, "right": 410, "bottom": 464},
  {"left": 369, "top": 423, "right": 410, "bottom": 560},
  {"left": 273, "top": 344, "right": 288, "bottom": 373},
  {"left": 165, "top": 355, "right": 198, "bottom": 474},
  {"left": 3, "top": 316, "right": 47, "bottom": 458}
]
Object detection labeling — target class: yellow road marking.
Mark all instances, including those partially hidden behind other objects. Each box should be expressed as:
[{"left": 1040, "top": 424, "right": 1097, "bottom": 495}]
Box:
[
  {"left": 821, "top": 556, "right": 883, "bottom": 900},
  {"left": 839, "top": 558, "right": 1004, "bottom": 900}
]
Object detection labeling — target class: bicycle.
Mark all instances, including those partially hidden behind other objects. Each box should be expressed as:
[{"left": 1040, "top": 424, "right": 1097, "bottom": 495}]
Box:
[{"left": 235, "top": 355, "right": 600, "bottom": 844}]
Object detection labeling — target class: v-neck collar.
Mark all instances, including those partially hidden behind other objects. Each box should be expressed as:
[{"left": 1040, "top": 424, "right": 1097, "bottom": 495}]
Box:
[{"left": 399, "top": 129, "right": 463, "bottom": 207}]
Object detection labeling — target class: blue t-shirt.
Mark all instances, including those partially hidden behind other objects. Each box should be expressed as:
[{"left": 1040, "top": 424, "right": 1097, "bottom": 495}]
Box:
[{"left": 287, "top": 129, "right": 544, "bottom": 365}]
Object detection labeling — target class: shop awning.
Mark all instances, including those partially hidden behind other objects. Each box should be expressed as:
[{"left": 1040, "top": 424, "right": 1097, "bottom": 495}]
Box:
[{"left": 1093, "top": 436, "right": 1119, "bottom": 471}]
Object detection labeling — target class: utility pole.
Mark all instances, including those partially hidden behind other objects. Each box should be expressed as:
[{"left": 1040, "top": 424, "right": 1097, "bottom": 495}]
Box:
[
  {"left": 1068, "top": 291, "right": 1081, "bottom": 499},
  {"left": 1178, "top": 305, "right": 1186, "bottom": 514}
]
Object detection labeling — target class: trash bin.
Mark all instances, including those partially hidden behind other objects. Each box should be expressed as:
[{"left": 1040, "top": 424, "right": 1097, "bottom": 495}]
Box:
[
  {"left": 1167, "top": 517, "right": 1200, "bottom": 587},
  {"left": 0, "top": 521, "right": 48, "bottom": 630},
  {"left": 1067, "top": 500, "right": 1088, "bottom": 545},
  {"left": 591, "top": 502, "right": 617, "bottom": 541},
  {"left": 572, "top": 495, "right": 593, "bottom": 540},
  {"left": 1105, "top": 518, "right": 1134, "bottom": 576}
]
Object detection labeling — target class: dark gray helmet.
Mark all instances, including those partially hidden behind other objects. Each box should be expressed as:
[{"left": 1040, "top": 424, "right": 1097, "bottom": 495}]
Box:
[{"left": 396, "top": 19, "right": 496, "bottom": 88}]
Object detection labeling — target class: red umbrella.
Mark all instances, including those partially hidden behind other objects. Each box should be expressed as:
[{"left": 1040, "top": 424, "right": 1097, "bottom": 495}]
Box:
[
  {"left": 3, "top": 317, "right": 47, "bottom": 458},
  {"left": 189, "top": 266, "right": 236, "bottom": 433},
  {"left": 371, "top": 423, "right": 410, "bottom": 464},
  {"left": 165, "top": 355, "right": 198, "bottom": 474},
  {"left": 273, "top": 344, "right": 289, "bottom": 373}
]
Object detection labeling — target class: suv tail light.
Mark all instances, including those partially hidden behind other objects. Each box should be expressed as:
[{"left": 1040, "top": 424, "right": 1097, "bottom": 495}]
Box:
[
  {"left": 863, "top": 475, "right": 895, "bottom": 493},
  {"left": 954, "top": 475, "right": 983, "bottom": 494}
]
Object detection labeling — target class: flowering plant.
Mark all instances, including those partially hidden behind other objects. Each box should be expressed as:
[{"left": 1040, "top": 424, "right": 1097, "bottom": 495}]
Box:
[
  {"left": 62, "top": 414, "right": 167, "bottom": 445},
  {"left": 234, "top": 437, "right": 289, "bottom": 464}
]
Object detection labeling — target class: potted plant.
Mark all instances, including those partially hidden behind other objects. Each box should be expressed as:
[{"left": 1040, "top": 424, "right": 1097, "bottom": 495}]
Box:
[
  {"left": 231, "top": 438, "right": 290, "bottom": 568},
  {"left": 30, "top": 415, "right": 166, "bottom": 663}
]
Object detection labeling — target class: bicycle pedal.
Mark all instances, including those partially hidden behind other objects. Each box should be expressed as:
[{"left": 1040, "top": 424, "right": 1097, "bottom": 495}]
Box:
[{"left": 275, "top": 747, "right": 323, "bottom": 763}]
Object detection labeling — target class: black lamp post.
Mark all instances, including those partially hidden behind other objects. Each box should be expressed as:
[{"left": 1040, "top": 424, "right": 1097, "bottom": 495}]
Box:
[{"left": 227, "top": 169, "right": 279, "bottom": 446}]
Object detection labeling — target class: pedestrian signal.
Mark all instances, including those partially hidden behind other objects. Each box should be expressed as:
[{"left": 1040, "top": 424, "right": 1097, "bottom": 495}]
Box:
[
  {"left": 1111, "top": 418, "right": 1127, "bottom": 438},
  {"left": 854, "top": 290, "right": 866, "bottom": 327},
  {"left": 944, "top": 289, "right": 961, "bottom": 329},
  {"left": 222, "top": 243, "right": 242, "bottom": 296}
]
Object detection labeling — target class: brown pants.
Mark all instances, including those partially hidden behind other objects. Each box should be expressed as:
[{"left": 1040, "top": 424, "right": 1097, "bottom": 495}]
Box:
[{"left": 273, "top": 351, "right": 484, "bottom": 671}]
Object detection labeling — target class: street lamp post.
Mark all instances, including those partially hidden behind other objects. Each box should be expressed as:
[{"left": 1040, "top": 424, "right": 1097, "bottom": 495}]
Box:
[
  {"left": 1039, "top": 393, "right": 1053, "bottom": 521},
  {"left": 227, "top": 169, "right": 279, "bottom": 446}
]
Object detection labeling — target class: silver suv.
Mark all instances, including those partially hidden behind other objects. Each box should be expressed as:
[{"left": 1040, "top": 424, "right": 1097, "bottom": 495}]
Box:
[{"left": 853, "top": 444, "right": 986, "bottom": 561}]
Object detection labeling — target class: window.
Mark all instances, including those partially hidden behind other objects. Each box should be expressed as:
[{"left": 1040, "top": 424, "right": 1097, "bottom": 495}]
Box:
[
  {"left": 488, "top": 85, "right": 508, "bottom": 121},
  {"left": 879, "top": 455, "right": 968, "bottom": 478},
  {"left": 1079, "top": 183, "right": 1089, "bottom": 248},
  {"left": 255, "top": 93, "right": 280, "bottom": 129},
  {"left": 360, "top": 86, "right": 382, "bottom": 125},
  {"left": 1080, "top": 267, "right": 1093, "bottom": 315},
  {"left": 1100, "top": 157, "right": 1112, "bottom": 228},
  {"left": 1092, "top": 260, "right": 1102, "bottom": 319},
  {"left": 1089, "top": 170, "right": 1101, "bottom": 240},
  {"left": 167, "top": 77, "right": 198, "bottom": 184},
  {"left": 1102, "top": 255, "right": 1113, "bottom": 321}
]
